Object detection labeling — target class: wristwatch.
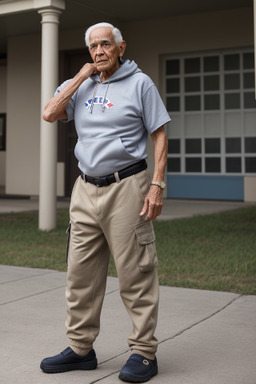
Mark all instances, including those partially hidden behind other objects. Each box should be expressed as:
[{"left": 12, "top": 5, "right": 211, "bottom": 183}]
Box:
[{"left": 151, "top": 181, "right": 166, "bottom": 190}]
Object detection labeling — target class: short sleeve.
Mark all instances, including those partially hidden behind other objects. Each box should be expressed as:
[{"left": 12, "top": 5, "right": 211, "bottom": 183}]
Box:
[
  {"left": 54, "top": 79, "right": 76, "bottom": 123},
  {"left": 141, "top": 84, "right": 171, "bottom": 134}
]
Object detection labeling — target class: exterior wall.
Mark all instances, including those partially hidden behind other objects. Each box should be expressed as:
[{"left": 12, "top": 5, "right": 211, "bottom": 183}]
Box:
[
  {"left": 59, "top": 28, "right": 85, "bottom": 51},
  {"left": 0, "top": 62, "right": 7, "bottom": 187},
  {"left": 244, "top": 176, "right": 256, "bottom": 202},
  {"left": 6, "top": 34, "right": 65, "bottom": 196},
  {"left": 123, "top": 7, "right": 253, "bottom": 86},
  {"left": 6, "top": 34, "right": 41, "bottom": 195},
  {"left": 0, "top": 63, "right": 7, "bottom": 110}
]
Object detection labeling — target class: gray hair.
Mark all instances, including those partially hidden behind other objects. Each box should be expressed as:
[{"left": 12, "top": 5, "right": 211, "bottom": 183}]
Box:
[{"left": 85, "top": 22, "right": 123, "bottom": 47}]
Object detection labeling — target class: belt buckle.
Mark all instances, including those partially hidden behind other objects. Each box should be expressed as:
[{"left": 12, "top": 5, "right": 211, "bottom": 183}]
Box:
[
  {"left": 93, "top": 176, "right": 101, "bottom": 187},
  {"left": 95, "top": 176, "right": 108, "bottom": 187}
]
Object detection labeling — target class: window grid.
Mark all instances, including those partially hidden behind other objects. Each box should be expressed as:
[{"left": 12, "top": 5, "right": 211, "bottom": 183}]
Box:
[{"left": 165, "top": 49, "right": 256, "bottom": 175}]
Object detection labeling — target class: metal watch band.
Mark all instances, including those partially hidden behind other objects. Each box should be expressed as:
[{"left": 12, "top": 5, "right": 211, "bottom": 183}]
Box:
[{"left": 151, "top": 181, "right": 166, "bottom": 189}]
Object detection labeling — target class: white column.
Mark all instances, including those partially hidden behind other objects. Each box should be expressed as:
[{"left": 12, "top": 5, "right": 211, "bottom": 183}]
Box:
[{"left": 38, "top": 8, "right": 61, "bottom": 230}]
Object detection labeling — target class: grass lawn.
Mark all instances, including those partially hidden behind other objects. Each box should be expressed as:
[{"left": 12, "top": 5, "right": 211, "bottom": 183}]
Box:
[{"left": 0, "top": 207, "right": 255, "bottom": 295}]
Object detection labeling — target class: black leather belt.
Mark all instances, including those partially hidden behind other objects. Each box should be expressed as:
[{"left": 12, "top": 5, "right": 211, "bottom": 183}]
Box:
[{"left": 81, "top": 160, "right": 147, "bottom": 187}]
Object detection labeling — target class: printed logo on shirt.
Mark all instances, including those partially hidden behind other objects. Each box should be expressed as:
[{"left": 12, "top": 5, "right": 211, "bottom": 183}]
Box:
[{"left": 85, "top": 96, "right": 114, "bottom": 109}]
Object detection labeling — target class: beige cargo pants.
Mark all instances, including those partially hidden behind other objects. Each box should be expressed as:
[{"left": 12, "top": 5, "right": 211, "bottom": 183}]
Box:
[{"left": 65, "top": 169, "right": 159, "bottom": 360}]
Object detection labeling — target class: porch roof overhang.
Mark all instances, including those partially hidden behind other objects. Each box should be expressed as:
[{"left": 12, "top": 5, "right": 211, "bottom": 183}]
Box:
[
  {"left": 0, "top": 0, "right": 253, "bottom": 58},
  {"left": 0, "top": 0, "right": 65, "bottom": 14}
]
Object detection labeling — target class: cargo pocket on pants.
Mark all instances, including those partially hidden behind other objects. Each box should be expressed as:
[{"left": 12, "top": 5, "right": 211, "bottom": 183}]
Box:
[
  {"left": 134, "top": 221, "right": 158, "bottom": 272},
  {"left": 65, "top": 222, "right": 71, "bottom": 267}
]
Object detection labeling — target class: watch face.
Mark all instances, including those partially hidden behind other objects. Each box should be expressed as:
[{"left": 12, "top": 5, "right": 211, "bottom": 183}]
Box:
[{"left": 151, "top": 181, "right": 166, "bottom": 189}]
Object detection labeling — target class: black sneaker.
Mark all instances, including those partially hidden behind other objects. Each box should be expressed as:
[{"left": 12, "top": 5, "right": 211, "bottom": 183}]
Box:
[
  {"left": 119, "top": 354, "right": 158, "bottom": 382},
  {"left": 40, "top": 347, "right": 97, "bottom": 373}
]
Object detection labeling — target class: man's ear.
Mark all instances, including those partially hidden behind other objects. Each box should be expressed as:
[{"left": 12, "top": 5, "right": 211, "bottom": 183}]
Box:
[{"left": 119, "top": 40, "right": 126, "bottom": 58}]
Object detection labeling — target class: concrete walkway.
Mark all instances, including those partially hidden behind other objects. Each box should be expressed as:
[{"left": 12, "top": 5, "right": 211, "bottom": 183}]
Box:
[
  {"left": 1, "top": 198, "right": 256, "bottom": 383},
  {"left": 1, "top": 265, "right": 256, "bottom": 384},
  {"left": 0, "top": 196, "right": 254, "bottom": 220}
]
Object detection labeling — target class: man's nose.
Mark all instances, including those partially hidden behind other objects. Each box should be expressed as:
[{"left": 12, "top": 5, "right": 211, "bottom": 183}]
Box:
[{"left": 96, "top": 44, "right": 103, "bottom": 54}]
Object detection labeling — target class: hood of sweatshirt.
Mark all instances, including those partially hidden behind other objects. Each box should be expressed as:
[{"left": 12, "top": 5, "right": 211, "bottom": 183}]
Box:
[
  {"left": 90, "top": 59, "right": 141, "bottom": 83},
  {"left": 87, "top": 59, "right": 141, "bottom": 113}
]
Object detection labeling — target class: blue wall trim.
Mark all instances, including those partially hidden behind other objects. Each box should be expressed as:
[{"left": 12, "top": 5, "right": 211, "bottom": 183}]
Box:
[{"left": 167, "top": 175, "right": 244, "bottom": 200}]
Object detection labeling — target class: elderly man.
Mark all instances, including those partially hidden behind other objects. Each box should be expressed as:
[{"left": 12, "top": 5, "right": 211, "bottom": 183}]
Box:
[{"left": 40, "top": 22, "right": 170, "bottom": 383}]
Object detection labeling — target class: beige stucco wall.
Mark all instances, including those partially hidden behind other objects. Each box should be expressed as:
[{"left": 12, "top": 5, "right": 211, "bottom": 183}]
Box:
[
  {"left": 0, "top": 63, "right": 7, "bottom": 110},
  {"left": 0, "top": 62, "right": 7, "bottom": 186},
  {"left": 0, "top": 152, "right": 6, "bottom": 187},
  {"left": 123, "top": 7, "right": 254, "bottom": 87},
  {"left": 6, "top": 34, "right": 41, "bottom": 195},
  {"left": 244, "top": 177, "right": 256, "bottom": 202},
  {"left": 5, "top": 6, "right": 254, "bottom": 197},
  {"left": 5, "top": 33, "right": 65, "bottom": 196}
]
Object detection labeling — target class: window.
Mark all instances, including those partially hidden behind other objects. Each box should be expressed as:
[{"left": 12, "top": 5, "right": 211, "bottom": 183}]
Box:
[
  {"left": 245, "top": 137, "right": 256, "bottom": 153},
  {"left": 205, "top": 138, "right": 220, "bottom": 154},
  {"left": 226, "top": 138, "right": 241, "bottom": 153},
  {"left": 168, "top": 158, "right": 180, "bottom": 172},
  {"left": 226, "top": 158, "right": 241, "bottom": 173},
  {"left": 204, "top": 56, "right": 219, "bottom": 72},
  {"left": 185, "top": 96, "right": 200, "bottom": 111},
  {"left": 165, "top": 49, "right": 256, "bottom": 176},
  {"left": 168, "top": 139, "right": 180, "bottom": 154},
  {"left": 185, "top": 77, "right": 200, "bottom": 92},
  {"left": 186, "top": 139, "right": 201, "bottom": 154},
  {"left": 185, "top": 58, "right": 200, "bottom": 73},
  {"left": 205, "top": 158, "right": 221, "bottom": 173},
  {"left": 166, "top": 59, "right": 179, "bottom": 75},
  {"left": 186, "top": 158, "right": 201, "bottom": 172},
  {"left": 245, "top": 158, "right": 256, "bottom": 173},
  {"left": 225, "top": 74, "right": 240, "bottom": 90},
  {"left": 166, "top": 78, "right": 180, "bottom": 93},
  {"left": 245, "top": 137, "right": 256, "bottom": 172},
  {"left": 205, "top": 94, "right": 220, "bottom": 110},
  {"left": 167, "top": 97, "right": 180, "bottom": 112}
]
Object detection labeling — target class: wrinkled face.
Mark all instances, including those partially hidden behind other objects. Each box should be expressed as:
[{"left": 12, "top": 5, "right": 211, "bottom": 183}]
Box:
[{"left": 89, "top": 27, "right": 126, "bottom": 78}]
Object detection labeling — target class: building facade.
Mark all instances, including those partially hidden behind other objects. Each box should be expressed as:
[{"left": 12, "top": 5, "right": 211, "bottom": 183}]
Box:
[{"left": 0, "top": 0, "right": 255, "bottom": 204}]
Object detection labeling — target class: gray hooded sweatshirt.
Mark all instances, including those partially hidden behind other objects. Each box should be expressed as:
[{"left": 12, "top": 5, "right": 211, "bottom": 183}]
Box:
[{"left": 56, "top": 59, "right": 171, "bottom": 177}]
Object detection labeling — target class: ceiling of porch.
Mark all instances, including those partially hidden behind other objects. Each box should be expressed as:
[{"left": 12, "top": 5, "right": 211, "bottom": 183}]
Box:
[{"left": 0, "top": 0, "right": 253, "bottom": 57}]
